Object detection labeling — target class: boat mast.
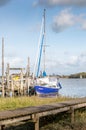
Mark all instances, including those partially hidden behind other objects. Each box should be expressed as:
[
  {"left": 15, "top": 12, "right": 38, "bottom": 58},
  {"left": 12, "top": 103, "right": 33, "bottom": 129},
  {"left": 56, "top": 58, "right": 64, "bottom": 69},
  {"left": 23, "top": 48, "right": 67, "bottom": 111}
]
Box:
[
  {"left": 36, "top": 9, "right": 46, "bottom": 77},
  {"left": 42, "top": 9, "right": 47, "bottom": 77},
  {"left": 43, "top": 9, "right": 46, "bottom": 73}
]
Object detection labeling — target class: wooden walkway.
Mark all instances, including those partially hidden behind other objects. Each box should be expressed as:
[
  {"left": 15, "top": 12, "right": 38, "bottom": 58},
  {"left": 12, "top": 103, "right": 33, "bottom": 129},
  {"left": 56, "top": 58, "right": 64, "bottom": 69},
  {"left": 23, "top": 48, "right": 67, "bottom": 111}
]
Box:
[{"left": 0, "top": 98, "right": 86, "bottom": 130}]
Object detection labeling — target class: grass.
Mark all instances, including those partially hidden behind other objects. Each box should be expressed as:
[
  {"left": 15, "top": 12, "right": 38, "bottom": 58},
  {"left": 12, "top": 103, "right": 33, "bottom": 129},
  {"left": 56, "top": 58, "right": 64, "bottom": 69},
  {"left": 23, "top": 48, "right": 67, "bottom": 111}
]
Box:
[{"left": 0, "top": 96, "right": 73, "bottom": 111}]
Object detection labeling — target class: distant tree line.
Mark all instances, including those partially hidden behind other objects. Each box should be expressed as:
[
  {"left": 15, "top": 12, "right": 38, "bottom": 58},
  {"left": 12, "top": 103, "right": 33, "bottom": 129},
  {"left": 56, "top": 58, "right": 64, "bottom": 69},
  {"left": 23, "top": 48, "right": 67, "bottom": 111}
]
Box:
[
  {"left": 67, "top": 72, "right": 86, "bottom": 78},
  {"left": 46, "top": 72, "right": 86, "bottom": 78}
]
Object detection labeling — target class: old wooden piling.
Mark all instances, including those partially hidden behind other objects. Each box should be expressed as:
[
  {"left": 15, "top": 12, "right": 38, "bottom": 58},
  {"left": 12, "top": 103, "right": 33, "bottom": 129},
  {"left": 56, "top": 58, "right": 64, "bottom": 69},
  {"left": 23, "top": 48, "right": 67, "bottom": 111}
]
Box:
[
  {"left": 2, "top": 37, "right": 4, "bottom": 97},
  {"left": 5, "top": 65, "right": 29, "bottom": 96},
  {"left": 70, "top": 106, "right": 74, "bottom": 123},
  {"left": 6, "top": 63, "right": 10, "bottom": 89}
]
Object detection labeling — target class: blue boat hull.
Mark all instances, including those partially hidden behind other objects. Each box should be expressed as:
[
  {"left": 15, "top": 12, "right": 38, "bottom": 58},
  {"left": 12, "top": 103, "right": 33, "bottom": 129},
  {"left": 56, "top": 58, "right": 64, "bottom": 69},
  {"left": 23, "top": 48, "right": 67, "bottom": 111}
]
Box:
[{"left": 34, "top": 85, "right": 60, "bottom": 96}]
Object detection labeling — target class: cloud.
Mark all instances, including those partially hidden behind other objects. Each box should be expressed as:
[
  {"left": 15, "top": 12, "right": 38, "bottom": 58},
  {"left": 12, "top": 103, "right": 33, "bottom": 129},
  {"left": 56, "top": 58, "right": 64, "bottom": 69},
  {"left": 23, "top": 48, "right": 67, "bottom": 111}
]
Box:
[
  {"left": 0, "top": 55, "right": 25, "bottom": 75},
  {"left": 52, "top": 9, "right": 75, "bottom": 32},
  {"left": 33, "top": 1, "right": 39, "bottom": 7},
  {"left": 5, "top": 57, "right": 24, "bottom": 67},
  {"left": 52, "top": 9, "right": 86, "bottom": 32},
  {"left": 80, "top": 20, "right": 86, "bottom": 30},
  {"left": 34, "top": 1, "right": 86, "bottom": 32},
  {"left": 0, "top": 0, "right": 11, "bottom": 7},
  {"left": 38, "top": 0, "right": 86, "bottom": 7},
  {"left": 0, "top": 56, "right": 24, "bottom": 71},
  {"left": 46, "top": 52, "right": 86, "bottom": 74},
  {"left": 65, "top": 53, "right": 86, "bottom": 68}
]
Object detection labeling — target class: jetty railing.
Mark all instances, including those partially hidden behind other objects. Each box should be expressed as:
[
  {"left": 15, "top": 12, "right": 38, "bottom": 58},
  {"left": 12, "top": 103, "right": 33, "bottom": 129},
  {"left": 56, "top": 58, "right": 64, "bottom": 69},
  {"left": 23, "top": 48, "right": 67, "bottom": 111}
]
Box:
[{"left": 0, "top": 98, "right": 86, "bottom": 130}]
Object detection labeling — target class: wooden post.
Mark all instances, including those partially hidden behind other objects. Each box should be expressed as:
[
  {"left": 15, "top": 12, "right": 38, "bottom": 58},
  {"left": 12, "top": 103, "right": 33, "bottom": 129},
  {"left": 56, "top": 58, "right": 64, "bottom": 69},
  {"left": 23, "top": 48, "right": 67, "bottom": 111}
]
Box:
[
  {"left": 6, "top": 63, "right": 10, "bottom": 89},
  {"left": 35, "top": 119, "right": 39, "bottom": 130},
  {"left": 27, "top": 78, "right": 31, "bottom": 95},
  {"left": 20, "top": 68, "right": 23, "bottom": 95},
  {"left": 11, "top": 75, "right": 14, "bottom": 97},
  {"left": 25, "top": 57, "right": 30, "bottom": 95},
  {"left": 33, "top": 114, "right": 39, "bottom": 130},
  {"left": 26, "top": 57, "right": 30, "bottom": 77},
  {"left": 70, "top": 107, "right": 74, "bottom": 123},
  {"left": 2, "top": 37, "right": 4, "bottom": 97},
  {"left": 1, "top": 125, "right": 5, "bottom": 130}
]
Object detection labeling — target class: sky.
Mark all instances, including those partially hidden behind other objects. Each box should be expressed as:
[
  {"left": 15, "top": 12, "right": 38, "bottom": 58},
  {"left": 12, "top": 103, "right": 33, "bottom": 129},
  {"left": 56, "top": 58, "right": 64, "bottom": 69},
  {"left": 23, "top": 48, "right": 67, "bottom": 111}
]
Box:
[{"left": 0, "top": 0, "right": 86, "bottom": 76}]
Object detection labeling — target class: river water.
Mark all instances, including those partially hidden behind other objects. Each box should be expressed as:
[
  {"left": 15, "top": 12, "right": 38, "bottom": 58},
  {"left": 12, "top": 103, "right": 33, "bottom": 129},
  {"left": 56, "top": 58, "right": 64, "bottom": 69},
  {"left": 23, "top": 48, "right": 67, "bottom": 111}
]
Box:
[{"left": 59, "top": 78, "right": 86, "bottom": 98}]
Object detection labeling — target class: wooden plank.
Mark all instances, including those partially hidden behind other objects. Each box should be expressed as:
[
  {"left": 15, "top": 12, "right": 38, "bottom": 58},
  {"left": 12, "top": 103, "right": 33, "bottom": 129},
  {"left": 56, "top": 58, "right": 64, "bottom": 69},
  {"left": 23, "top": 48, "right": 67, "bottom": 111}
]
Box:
[
  {"left": 9, "top": 68, "right": 25, "bottom": 70},
  {"left": 37, "top": 106, "right": 70, "bottom": 117},
  {"left": 72, "top": 103, "right": 86, "bottom": 109},
  {"left": 0, "top": 115, "right": 31, "bottom": 125}
]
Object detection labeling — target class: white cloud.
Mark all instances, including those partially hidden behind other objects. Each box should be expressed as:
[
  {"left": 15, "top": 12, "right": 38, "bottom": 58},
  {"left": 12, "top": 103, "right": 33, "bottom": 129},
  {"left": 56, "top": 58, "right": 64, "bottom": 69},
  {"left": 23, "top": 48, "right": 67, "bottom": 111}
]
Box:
[
  {"left": 38, "top": 0, "right": 86, "bottom": 7},
  {"left": 81, "top": 20, "right": 86, "bottom": 30},
  {"left": 52, "top": 9, "right": 86, "bottom": 32},
  {"left": 33, "top": 1, "right": 86, "bottom": 32},
  {"left": 0, "top": 55, "right": 25, "bottom": 75},
  {"left": 46, "top": 52, "right": 86, "bottom": 74},
  {"left": 33, "top": 51, "right": 86, "bottom": 75},
  {"left": 33, "top": 1, "right": 39, "bottom": 7},
  {"left": 64, "top": 53, "right": 86, "bottom": 69},
  {"left": 52, "top": 9, "right": 75, "bottom": 32},
  {"left": 5, "top": 57, "right": 24, "bottom": 67},
  {"left": 67, "top": 56, "right": 78, "bottom": 66}
]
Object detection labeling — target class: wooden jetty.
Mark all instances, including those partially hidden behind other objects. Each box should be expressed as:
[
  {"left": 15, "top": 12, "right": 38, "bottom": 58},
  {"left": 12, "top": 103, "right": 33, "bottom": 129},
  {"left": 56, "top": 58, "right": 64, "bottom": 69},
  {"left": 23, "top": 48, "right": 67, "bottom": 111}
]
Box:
[
  {"left": 0, "top": 98, "right": 86, "bottom": 130},
  {"left": 0, "top": 59, "right": 32, "bottom": 97}
]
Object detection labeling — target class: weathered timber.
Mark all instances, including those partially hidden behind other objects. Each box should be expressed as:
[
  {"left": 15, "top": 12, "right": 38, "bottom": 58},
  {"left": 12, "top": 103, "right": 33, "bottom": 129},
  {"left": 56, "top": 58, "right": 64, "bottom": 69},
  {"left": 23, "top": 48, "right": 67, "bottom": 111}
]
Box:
[
  {"left": 2, "top": 37, "right": 4, "bottom": 97},
  {"left": 5, "top": 64, "right": 27, "bottom": 97},
  {"left": 70, "top": 107, "right": 74, "bottom": 123},
  {"left": 0, "top": 98, "right": 86, "bottom": 130},
  {"left": 9, "top": 68, "right": 25, "bottom": 70}
]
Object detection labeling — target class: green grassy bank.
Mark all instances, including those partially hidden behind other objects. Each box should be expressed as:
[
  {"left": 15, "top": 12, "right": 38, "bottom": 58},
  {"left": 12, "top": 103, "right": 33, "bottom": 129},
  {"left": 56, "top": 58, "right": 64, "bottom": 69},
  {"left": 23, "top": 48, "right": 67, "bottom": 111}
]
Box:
[{"left": 0, "top": 96, "right": 72, "bottom": 111}]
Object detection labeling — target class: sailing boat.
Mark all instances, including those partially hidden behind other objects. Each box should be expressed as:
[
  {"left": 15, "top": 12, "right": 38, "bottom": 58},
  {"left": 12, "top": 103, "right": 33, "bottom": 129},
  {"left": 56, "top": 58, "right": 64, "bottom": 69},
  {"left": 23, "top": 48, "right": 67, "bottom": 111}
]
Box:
[{"left": 34, "top": 9, "right": 62, "bottom": 96}]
